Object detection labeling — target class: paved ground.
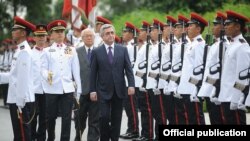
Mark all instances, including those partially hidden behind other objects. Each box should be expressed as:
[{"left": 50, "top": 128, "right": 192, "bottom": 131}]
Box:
[{"left": 0, "top": 98, "right": 249, "bottom": 141}]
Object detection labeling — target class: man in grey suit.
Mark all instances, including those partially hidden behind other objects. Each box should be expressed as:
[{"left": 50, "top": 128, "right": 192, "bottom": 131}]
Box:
[
  {"left": 90, "top": 24, "right": 135, "bottom": 141},
  {"left": 74, "top": 28, "right": 100, "bottom": 141}
]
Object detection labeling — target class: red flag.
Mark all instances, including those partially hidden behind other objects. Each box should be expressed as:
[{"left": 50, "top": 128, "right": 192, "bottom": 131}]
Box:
[
  {"left": 62, "top": 0, "right": 72, "bottom": 19},
  {"left": 62, "top": 0, "right": 97, "bottom": 29},
  {"left": 79, "top": 0, "right": 97, "bottom": 18}
]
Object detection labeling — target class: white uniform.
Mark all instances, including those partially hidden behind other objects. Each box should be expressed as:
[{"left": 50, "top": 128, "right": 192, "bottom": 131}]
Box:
[
  {"left": 94, "top": 33, "right": 103, "bottom": 47},
  {"left": 125, "top": 39, "right": 138, "bottom": 87},
  {"left": 134, "top": 42, "right": 146, "bottom": 87},
  {"left": 32, "top": 46, "right": 45, "bottom": 94},
  {"left": 219, "top": 34, "right": 250, "bottom": 105},
  {"left": 0, "top": 40, "right": 35, "bottom": 107},
  {"left": 41, "top": 42, "right": 82, "bottom": 96},
  {"left": 66, "top": 29, "right": 82, "bottom": 47},
  {"left": 168, "top": 37, "right": 191, "bottom": 93},
  {"left": 177, "top": 35, "right": 205, "bottom": 96},
  {"left": 197, "top": 38, "right": 229, "bottom": 97},
  {"left": 245, "top": 91, "right": 250, "bottom": 107},
  {"left": 158, "top": 41, "right": 170, "bottom": 89},
  {"left": 146, "top": 42, "right": 159, "bottom": 89}
]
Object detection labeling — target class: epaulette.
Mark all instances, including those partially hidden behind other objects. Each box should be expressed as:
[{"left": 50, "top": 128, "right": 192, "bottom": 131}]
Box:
[
  {"left": 20, "top": 45, "right": 25, "bottom": 50},
  {"left": 197, "top": 38, "right": 203, "bottom": 42},
  {"left": 239, "top": 38, "right": 246, "bottom": 43}
]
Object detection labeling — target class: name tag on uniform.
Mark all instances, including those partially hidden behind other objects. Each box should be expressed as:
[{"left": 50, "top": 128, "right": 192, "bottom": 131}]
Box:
[{"left": 49, "top": 49, "right": 56, "bottom": 52}]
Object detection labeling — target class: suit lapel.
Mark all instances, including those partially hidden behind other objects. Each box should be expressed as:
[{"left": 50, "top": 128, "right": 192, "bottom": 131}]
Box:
[{"left": 79, "top": 46, "right": 91, "bottom": 66}]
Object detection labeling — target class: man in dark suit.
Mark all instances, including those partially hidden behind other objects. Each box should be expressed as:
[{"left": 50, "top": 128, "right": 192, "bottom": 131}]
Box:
[
  {"left": 74, "top": 28, "right": 100, "bottom": 141},
  {"left": 90, "top": 24, "right": 135, "bottom": 141}
]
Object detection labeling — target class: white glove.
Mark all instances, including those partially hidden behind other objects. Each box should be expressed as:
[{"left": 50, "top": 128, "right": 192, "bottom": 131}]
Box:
[
  {"left": 163, "top": 87, "right": 171, "bottom": 95},
  {"left": 74, "top": 92, "right": 81, "bottom": 104},
  {"left": 18, "top": 107, "right": 22, "bottom": 114},
  {"left": 238, "top": 94, "right": 245, "bottom": 106},
  {"left": 173, "top": 91, "right": 182, "bottom": 99},
  {"left": 190, "top": 95, "right": 200, "bottom": 102},
  {"left": 238, "top": 103, "right": 247, "bottom": 112},
  {"left": 153, "top": 88, "right": 161, "bottom": 95},
  {"left": 210, "top": 97, "right": 221, "bottom": 105},
  {"left": 16, "top": 98, "right": 25, "bottom": 109},
  {"left": 139, "top": 87, "right": 147, "bottom": 92},
  {"left": 230, "top": 102, "right": 238, "bottom": 110}
]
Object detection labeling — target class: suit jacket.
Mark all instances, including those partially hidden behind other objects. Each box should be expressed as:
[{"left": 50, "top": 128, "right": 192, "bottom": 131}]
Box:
[
  {"left": 76, "top": 46, "right": 92, "bottom": 95},
  {"left": 90, "top": 44, "right": 135, "bottom": 100}
]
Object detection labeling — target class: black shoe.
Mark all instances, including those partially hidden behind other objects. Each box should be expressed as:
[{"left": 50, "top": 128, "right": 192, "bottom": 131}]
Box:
[
  {"left": 133, "top": 136, "right": 153, "bottom": 141},
  {"left": 120, "top": 132, "right": 139, "bottom": 139}
]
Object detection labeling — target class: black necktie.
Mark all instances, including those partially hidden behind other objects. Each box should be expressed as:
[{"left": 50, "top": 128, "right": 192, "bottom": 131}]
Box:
[
  {"left": 108, "top": 47, "right": 113, "bottom": 64},
  {"left": 87, "top": 48, "right": 91, "bottom": 61}
]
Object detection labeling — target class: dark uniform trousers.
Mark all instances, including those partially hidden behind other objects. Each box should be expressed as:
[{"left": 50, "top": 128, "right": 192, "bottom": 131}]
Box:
[
  {"left": 162, "top": 92, "right": 178, "bottom": 125},
  {"left": 9, "top": 102, "right": 33, "bottom": 141},
  {"left": 148, "top": 89, "right": 166, "bottom": 140},
  {"left": 204, "top": 97, "right": 225, "bottom": 125},
  {"left": 221, "top": 102, "right": 246, "bottom": 125},
  {"left": 136, "top": 88, "right": 153, "bottom": 139},
  {"left": 181, "top": 95, "right": 205, "bottom": 125},
  {"left": 123, "top": 87, "right": 139, "bottom": 134},
  {"left": 1, "top": 84, "right": 9, "bottom": 106},
  {"left": 74, "top": 93, "right": 100, "bottom": 141},
  {"left": 174, "top": 95, "right": 189, "bottom": 125},
  {"left": 31, "top": 94, "right": 46, "bottom": 141},
  {"left": 46, "top": 93, "right": 73, "bottom": 141}
]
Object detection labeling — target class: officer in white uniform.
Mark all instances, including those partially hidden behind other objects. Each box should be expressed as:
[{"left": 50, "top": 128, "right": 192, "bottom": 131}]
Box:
[
  {"left": 0, "top": 39, "right": 13, "bottom": 107},
  {"left": 119, "top": 22, "right": 139, "bottom": 139},
  {"left": 168, "top": 14, "right": 191, "bottom": 125},
  {"left": 133, "top": 21, "right": 154, "bottom": 141},
  {"left": 218, "top": 10, "right": 250, "bottom": 125},
  {"left": 0, "top": 16, "right": 36, "bottom": 141},
  {"left": 146, "top": 19, "right": 166, "bottom": 141},
  {"left": 41, "top": 20, "right": 81, "bottom": 141},
  {"left": 30, "top": 24, "right": 48, "bottom": 141},
  {"left": 94, "top": 16, "right": 112, "bottom": 47},
  {"left": 66, "top": 24, "right": 87, "bottom": 47},
  {"left": 177, "top": 12, "right": 208, "bottom": 125},
  {"left": 197, "top": 12, "right": 229, "bottom": 124},
  {"left": 160, "top": 16, "right": 178, "bottom": 125}
]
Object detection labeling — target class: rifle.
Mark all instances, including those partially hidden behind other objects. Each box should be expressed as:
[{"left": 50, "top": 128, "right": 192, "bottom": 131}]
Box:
[
  {"left": 206, "top": 23, "right": 225, "bottom": 98},
  {"left": 17, "top": 108, "right": 26, "bottom": 141},
  {"left": 160, "top": 22, "right": 174, "bottom": 81},
  {"left": 132, "top": 27, "right": 137, "bottom": 68},
  {"left": 189, "top": 22, "right": 211, "bottom": 90},
  {"left": 171, "top": 23, "right": 187, "bottom": 84},
  {"left": 233, "top": 67, "right": 250, "bottom": 104},
  {"left": 149, "top": 24, "right": 162, "bottom": 88},
  {"left": 136, "top": 26, "right": 151, "bottom": 88}
]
